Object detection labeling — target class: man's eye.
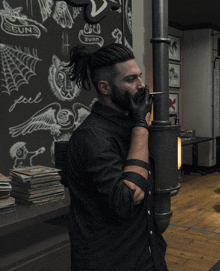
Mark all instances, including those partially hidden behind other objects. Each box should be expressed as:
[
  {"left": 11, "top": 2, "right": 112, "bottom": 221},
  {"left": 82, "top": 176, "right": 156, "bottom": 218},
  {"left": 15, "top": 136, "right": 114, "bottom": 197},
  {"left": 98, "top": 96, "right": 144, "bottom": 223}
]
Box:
[{"left": 127, "top": 77, "right": 135, "bottom": 82}]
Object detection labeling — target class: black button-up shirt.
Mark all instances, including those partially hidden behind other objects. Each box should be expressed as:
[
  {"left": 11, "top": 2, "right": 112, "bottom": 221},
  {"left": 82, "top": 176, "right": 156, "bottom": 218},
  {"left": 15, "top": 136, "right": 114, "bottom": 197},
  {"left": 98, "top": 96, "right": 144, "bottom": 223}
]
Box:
[{"left": 66, "top": 102, "right": 168, "bottom": 271}]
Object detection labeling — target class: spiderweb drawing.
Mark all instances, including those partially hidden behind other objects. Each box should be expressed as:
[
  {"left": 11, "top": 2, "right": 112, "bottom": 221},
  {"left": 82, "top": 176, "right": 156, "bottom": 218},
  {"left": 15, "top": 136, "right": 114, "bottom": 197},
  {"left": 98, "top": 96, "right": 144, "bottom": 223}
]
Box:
[{"left": 0, "top": 43, "right": 42, "bottom": 95}]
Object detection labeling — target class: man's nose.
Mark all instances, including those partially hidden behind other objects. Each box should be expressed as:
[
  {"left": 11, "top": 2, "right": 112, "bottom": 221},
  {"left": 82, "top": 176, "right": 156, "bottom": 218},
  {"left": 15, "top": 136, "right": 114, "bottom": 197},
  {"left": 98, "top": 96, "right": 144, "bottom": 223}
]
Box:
[{"left": 138, "top": 78, "right": 145, "bottom": 89}]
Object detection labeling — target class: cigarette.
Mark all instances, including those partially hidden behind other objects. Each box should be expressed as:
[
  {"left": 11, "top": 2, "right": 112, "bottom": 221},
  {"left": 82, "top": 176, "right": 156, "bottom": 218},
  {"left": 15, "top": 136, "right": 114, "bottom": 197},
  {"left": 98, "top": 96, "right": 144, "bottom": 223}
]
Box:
[{"left": 149, "top": 92, "right": 164, "bottom": 95}]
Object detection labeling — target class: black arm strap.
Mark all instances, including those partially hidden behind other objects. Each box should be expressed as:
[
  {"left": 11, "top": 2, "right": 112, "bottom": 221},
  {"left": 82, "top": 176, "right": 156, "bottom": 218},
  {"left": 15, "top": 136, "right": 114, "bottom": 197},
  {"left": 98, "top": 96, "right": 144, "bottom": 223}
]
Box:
[
  {"left": 124, "top": 159, "right": 149, "bottom": 171},
  {"left": 131, "top": 120, "right": 150, "bottom": 130},
  {"left": 122, "top": 172, "right": 148, "bottom": 191}
]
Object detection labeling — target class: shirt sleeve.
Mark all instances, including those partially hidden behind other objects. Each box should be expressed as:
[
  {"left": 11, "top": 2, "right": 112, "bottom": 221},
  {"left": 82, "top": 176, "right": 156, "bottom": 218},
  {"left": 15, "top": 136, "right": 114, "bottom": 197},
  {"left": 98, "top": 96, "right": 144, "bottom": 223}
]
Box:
[{"left": 68, "top": 128, "right": 136, "bottom": 220}]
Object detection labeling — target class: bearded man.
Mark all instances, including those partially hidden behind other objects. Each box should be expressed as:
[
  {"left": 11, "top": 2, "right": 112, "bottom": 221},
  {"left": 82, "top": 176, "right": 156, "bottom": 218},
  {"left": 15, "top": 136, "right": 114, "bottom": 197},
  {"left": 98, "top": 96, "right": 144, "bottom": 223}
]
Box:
[{"left": 65, "top": 43, "right": 168, "bottom": 271}]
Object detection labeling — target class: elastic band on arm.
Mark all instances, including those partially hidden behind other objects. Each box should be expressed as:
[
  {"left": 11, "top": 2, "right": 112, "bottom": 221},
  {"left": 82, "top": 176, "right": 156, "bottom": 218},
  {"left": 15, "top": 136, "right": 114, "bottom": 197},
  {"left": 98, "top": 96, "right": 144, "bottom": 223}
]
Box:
[
  {"left": 122, "top": 171, "right": 148, "bottom": 191},
  {"left": 124, "top": 159, "right": 149, "bottom": 171}
]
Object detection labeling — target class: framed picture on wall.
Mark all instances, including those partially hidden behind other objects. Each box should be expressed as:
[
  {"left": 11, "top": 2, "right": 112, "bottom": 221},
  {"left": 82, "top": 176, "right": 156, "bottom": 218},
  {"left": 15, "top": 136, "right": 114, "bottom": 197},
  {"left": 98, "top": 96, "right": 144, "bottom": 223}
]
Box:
[
  {"left": 168, "top": 35, "right": 181, "bottom": 61},
  {"left": 169, "top": 93, "right": 179, "bottom": 115},
  {"left": 169, "top": 63, "right": 181, "bottom": 88}
]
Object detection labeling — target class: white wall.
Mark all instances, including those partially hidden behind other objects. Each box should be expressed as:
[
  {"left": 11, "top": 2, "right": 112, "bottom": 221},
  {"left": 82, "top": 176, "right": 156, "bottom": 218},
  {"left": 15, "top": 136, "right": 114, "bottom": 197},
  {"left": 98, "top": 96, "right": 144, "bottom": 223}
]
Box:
[
  {"left": 182, "top": 29, "right": 213, "bottom": 136},
  {"left": 133, "top": 4, "right": 219, "bottom": 167},
  {"left": 182, "top": 29, "right": 217, "bottom": 167}
]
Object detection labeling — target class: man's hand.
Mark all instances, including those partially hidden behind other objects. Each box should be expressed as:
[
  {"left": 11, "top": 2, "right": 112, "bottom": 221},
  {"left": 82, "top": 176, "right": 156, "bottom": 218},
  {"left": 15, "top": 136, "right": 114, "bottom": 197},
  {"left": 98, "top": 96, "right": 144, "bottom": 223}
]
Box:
[
  {"left": 125, "top": 85, "right": 152, "bottom": 129},
  {"left": 146, "top": 112, "right": 151, "bottom": 125}
]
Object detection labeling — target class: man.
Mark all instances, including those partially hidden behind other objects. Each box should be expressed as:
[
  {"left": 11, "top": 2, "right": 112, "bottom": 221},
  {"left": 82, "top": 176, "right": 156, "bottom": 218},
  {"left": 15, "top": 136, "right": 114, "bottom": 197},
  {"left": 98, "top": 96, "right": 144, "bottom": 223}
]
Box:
[{"left": 66, "top": 43, "right": 168, "bottom": 271}]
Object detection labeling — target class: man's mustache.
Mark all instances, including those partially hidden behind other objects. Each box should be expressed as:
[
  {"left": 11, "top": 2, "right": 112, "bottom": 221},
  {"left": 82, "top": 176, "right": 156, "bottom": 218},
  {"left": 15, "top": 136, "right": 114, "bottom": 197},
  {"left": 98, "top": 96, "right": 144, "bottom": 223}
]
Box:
[{"left": 132, "top": 88, "right": 146, "bottom": 104}]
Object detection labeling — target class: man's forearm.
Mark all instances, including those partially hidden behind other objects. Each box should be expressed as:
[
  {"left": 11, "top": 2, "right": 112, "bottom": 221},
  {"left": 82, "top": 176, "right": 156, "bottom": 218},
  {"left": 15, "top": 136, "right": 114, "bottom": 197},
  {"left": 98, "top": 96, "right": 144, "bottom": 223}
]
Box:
[
  {"left": 126, "top": 127, "right": 149, "bottom": 164},
  {"left": 123, "top": 127, "right": 149, "bottom": 204}
]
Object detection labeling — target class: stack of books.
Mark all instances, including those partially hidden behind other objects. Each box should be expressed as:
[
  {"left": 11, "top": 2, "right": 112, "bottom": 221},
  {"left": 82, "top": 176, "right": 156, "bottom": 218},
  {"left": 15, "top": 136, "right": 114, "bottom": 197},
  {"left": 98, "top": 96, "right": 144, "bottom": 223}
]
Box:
[
  {"left": 10, "top": 165, "right": 65, "bottom": 206},
  {"left": 0, "top": 173, "right": 15, "bottom": 214}
]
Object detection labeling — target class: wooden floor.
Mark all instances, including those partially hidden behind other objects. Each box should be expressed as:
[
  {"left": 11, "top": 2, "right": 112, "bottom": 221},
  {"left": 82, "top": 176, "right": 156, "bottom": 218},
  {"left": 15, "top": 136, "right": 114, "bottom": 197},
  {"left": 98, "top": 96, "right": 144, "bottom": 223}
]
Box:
[{"left": 163, "top": 171, "right": 220, "bottom": 271}]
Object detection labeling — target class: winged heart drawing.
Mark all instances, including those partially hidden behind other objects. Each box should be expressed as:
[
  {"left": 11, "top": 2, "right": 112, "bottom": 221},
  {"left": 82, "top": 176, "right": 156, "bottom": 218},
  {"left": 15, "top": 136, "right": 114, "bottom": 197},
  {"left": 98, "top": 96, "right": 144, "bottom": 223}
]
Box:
[{"left": 9, "top": 102, "right": 91, "bottom": 138}]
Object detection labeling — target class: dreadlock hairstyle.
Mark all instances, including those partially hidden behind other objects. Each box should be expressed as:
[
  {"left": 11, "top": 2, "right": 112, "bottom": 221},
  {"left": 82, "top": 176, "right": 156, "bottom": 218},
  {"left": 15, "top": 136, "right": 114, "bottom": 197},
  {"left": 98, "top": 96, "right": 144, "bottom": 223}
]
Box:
[{"left": 66, "top": 43, "right": 135, "bottom": 92}]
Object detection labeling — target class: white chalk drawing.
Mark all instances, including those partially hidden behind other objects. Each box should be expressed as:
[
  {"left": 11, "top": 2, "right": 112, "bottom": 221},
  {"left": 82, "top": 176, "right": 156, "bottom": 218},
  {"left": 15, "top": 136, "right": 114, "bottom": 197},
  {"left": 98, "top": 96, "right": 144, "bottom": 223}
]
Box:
[
  {"left": 89, "top": 0, "right": 108, "bottom": 17},
  {"left": 72, "top": 103, "right": 91, "bottom": 129},
  {"left": 112, "top": 28, "right": 121, "bottom": 43},
  {"left": 49, "top": 55, "right": 81, "bottom": 101},
  {"left": 62, "top": 32, "right": 70, "bottom": 55},
  {"left": 115, "top": 0, "right": 121, "bottom": 13},
  {"left": 38, "top": 0, "right": 53, "bottom": 22},
  {"left": 10, "top": 141, "right": 45, "bottom": 168},
  {"left": 125, "top": 0, "right": 132, "bottom": 34},
  {"left": 0, "top": 0, "right": 47, "bottom": 38},
  {"left": 72, "top": 6, "right": 82, "bottom": 19},
  {"left": 9, "top": 92, "right": 42, "bottom": 112},
  {"left": 50, "top": 102, "right": 93, "bottom": 163},
  {"left": 9, "top": 102, "right": 92, "bottom": 138},
  {"left": 89, "top": 97, "right": 98, "bottom": 109},
  {"left": 9, "top": 103, "right": 75, "bottom": 138},
  {"left": 112, "top": 28, "right": 133, "bottom": 51},
  {"left": 50, "top": 133, "right": 72, "bottom": 164},
  {"left": 61, "top": 0, "right": 120, "bottom": 23},
  {"left": 53, "top": 1, "right": 74, "bottom": 28},
  {"left": 79, "top": 23, "right": 104, "bottom": 47},
  {"left": 0, "top": 43, "right": 42, "bottom": 96},
  {"left": 26, "top": 0, "right": 33, "bottom": 16},
  {"left": 9, "top": 101, "right": 92, "bottom": 165}
]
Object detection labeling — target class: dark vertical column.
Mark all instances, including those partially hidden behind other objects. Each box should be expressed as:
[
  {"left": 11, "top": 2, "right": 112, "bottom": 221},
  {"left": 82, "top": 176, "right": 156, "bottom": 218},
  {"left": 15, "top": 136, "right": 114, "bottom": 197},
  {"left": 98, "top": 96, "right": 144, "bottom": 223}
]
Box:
[
  {"left": 149, "top": 0, "right": 181, "bottom": 234},
  {"left": 151, "top": 0, "right": 170, "bottom": 125}
]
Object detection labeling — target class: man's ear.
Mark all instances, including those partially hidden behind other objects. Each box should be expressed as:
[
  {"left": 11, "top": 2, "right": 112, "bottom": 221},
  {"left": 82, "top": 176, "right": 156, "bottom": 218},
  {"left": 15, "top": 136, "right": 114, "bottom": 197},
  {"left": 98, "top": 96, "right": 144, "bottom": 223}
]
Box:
[{"left": 98, "top": 80, "right": 112, "bottom": 96}]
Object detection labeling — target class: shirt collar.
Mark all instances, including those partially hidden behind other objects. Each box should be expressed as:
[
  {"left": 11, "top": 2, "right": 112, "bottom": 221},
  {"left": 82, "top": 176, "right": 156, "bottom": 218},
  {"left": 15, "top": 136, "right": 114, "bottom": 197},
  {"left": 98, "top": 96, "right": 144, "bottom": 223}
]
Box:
[{"left": 91, "top": 101, "right": 131, "bottom": 129}]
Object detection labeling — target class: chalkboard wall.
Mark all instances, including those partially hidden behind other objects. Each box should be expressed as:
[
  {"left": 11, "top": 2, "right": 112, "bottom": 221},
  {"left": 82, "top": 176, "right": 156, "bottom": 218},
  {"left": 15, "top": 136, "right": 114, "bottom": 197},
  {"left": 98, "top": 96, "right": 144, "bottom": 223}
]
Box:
[{"left": 0, "top": 0, "right": 132, "bottom": 175}]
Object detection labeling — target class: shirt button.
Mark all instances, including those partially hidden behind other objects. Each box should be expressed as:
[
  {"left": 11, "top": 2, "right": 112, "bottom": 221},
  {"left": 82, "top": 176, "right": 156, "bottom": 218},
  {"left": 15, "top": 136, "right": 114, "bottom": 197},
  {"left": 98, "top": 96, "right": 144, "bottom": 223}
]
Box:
[
  {"left": 150, "top": 231, "right": 153, "bottom": 235},
  {"left": 149, "top": 191, "right": 151, "bottom": 195},
  {"left": 149, "top": 171, "right": 151, "bottom": 174},
  {"left": 148, "top": 210, "right": 151, "bottom": 215},
  {"left": 149, "top": 246, "right": 151, "bottom": 253}
]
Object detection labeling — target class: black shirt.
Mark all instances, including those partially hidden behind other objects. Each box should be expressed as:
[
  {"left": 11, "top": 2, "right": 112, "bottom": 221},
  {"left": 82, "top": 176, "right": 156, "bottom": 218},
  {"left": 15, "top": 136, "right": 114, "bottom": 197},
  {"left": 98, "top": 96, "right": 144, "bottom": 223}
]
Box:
[{"left": 67, "top": 102, "right": 168, "bottom": 271}]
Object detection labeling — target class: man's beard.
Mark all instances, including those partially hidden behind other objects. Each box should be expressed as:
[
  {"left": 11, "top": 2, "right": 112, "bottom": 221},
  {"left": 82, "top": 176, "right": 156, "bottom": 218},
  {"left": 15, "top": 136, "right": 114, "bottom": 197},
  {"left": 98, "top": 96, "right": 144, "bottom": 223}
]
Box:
[{"left": 110, "top": 84, "right": 145, "bottom": 112}]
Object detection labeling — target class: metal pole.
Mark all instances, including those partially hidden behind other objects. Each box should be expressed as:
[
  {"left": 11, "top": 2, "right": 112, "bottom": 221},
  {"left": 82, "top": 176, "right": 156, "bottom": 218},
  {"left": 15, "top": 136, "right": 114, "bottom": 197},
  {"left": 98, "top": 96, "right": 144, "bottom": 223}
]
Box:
[
  {"left": 151, "top": 0, "right": 170, "bottom": 125},
  {"left": 149, "top": 0, "right": 181, "bottom": 234}
]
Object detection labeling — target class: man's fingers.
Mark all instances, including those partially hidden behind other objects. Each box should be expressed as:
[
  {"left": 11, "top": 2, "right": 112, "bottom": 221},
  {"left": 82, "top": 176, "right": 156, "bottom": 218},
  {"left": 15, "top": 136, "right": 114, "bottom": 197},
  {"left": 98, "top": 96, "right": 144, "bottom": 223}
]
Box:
[
  {"left": 142, "top": 88, "right": 150, "bottom": 104},
  {"left": 148, "top": 96, "right": 153, "bottom": 113},
  {"left": 145, "top": 85, "right": 149, "bottom": 93},
  {"left": 146, "top": 112, "right": 151, "bottom": 124}
]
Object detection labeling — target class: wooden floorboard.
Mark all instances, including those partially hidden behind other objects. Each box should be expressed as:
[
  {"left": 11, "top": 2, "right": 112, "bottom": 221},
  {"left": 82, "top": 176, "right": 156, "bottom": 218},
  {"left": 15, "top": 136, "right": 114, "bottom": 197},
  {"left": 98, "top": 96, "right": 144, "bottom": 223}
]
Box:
[{"left": 163, "top": 171, "right": 220, "bottom": 271}]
